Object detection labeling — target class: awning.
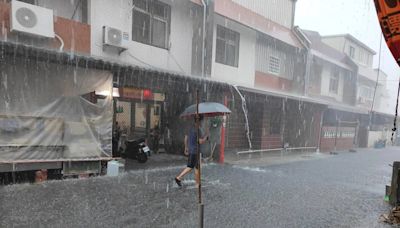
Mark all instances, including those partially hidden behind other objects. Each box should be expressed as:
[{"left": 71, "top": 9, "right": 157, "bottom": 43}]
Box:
[
  {"left": 327, "top": 103, "right": 369, "bottom": 115},
  {"left": 311, "top": 50, "right": 353, "bottom": 71},
  {"left": 239, "top": 86, "right": 370, "bottom": 115},
  {"left": 238, "top": 86, "right": 328, "bottom": 106}
]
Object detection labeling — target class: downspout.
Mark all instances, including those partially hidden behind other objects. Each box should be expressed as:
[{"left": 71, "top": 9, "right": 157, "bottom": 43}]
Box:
[
  {"left": 292, "top": 26, "right": 311, "bottom": 96},
  {"left": 317, "top": 108, "right": 326, "bottom": 153},
  {"left": 201, "top": 0, "right": 207, "bottom": 77},
  {"left": 291, "top": 0, "right": 297, "bottom": 29}
]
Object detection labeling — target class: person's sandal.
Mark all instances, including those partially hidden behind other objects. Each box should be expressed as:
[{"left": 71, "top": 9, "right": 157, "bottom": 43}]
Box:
[{"left": 175, "top": 177, "right": 182, "bottom": 187}]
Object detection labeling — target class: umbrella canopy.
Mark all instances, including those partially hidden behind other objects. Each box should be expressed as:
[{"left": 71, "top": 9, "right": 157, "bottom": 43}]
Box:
[
  {"left": 374, "top": 0, "right": 400, "bottom": 66},
  {"left": 180, "top": 102, "right": 231, "bottom": 118}
]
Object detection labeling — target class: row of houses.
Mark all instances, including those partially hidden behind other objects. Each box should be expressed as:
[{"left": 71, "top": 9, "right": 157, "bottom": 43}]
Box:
[{"left": 0, "top": 0, "right": 395, "bottom": 176}]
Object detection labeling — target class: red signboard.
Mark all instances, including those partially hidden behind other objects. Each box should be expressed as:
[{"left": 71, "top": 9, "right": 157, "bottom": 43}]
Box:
[{"left": 120, "top": 88, "right": 154, "bottom": 100}]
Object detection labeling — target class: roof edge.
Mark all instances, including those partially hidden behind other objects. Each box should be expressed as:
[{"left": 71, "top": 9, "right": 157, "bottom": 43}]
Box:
[{"left": 322, "top": 34, "right": 376, "bottom": 55}]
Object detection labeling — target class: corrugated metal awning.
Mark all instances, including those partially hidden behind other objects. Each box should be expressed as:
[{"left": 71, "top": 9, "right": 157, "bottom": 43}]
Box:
[
  {"left": 238, "top": 86, "right": 328, "bottom": 105},
  {"left": 327, "top": 103, "right": 369, "bottom": 115},
  {"left": 239, "top": 86, "right": 370, "bottom": 115}
]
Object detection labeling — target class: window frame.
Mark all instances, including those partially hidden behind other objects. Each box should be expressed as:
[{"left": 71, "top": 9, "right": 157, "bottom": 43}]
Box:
[
  {"left": 132, "top": 0, "right": 171, "bottom": 49},
  {"left": 215, "top": 25, "right": 240, "bottom": 67},
  {"left": 359, "top": 86, "right": 374, "bottom": 100},
  {"left": 329, "top": 68, "right": 340, "bottom": 94},
  {"left": 349, "top": 45, "right": 355, "bottom": 58}
]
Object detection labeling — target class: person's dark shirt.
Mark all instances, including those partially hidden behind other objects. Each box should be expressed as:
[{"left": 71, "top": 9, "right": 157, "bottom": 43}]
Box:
[{"left": 188, "top": 127, "right": 204, "bottom": 155}]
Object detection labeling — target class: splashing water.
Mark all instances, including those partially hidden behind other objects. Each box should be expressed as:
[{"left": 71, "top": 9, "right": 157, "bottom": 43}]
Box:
[
  {"left": 232, "top": 85, "right": 252, "bottom": 150},
  {"left": 166, "top": 198, "right": 170, "bottom": 209}
]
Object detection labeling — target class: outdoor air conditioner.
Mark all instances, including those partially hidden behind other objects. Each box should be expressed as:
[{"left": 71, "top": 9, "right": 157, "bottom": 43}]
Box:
[
  {"left": 10, "top": 0, "right": 54, "bottom": 38},
  {"left": 102, "top": 26, "right": 128, "bottom": 54}
]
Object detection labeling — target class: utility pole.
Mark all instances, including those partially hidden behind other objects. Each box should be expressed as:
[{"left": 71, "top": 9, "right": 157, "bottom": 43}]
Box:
[{"left": 195, "top": 89, "right": 204, "bottom": 228}]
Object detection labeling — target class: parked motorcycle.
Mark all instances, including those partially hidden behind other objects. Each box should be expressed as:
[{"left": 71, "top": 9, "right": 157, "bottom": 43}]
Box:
[{"left": 120, "top": 135, "right": 149, "bottom": 163}]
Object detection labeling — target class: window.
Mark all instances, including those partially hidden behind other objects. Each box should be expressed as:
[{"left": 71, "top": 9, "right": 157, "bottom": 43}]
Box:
[
  {"left": 358, "top": 51, "right": 369, "bottom": 65},
  {"left": 360, "top": 86, "right": 374, "bottom": 100},
  {"left": 268, "top": 56, "right": 281, "bottom": 75},
  {"left": 132, "top": 0, "right": 171, "bottom": 49},
  {"left": 329, "top": 68, "right": 339, "bottom": 94},
  {"left": 349, "top": 46, "right": 355, "bottom": 58},
  {"left": 216, "top": 25, "right": 240, "bottom": 67},
  {"left": 269, "top": 110, "right": 281, "bottom": 134}
]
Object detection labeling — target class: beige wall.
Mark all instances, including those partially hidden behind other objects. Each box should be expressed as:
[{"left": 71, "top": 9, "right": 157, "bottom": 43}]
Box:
[
  {"left": 232, "top": 0, "right": 295, "bottom": 28},
  {"left": 211, "top": 15, "right": 256, "bottom": 87},
  {"left": 319, "top": 64, "right": 345, "bottom": 102},
  {"left": 90, "top": 0, "right": 194, "bottom": 74},
  {"left": 321, "top": 37, "right": 345, "bottom": 53},
  {"left": 322, "top": 36, "right": 374, "bottom": 67}
]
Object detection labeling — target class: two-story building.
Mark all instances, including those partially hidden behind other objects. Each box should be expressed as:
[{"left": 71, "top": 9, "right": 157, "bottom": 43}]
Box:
[
  {"left": 294, "top": 28, "right": 393, "bottom": 151},
  {"left": 294, "top": 29, "right": 362, "bottom": 152},
  {"left": 321, "top": 34, "right": 381, "bottom": 110},
  {"left": 3, "top": 0, "right": 379, "bottom": 180},
  {"left": 88, "top": 0, "right": 323, "bottom": 152},
  {"left": 321, "top": 34, "right": 394, "bottom": 147}
]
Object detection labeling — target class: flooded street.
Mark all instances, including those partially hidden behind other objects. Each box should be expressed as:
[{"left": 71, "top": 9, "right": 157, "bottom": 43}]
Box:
[
  {"left": 1, "top": 0, "right": 400, "bottom": 227},
  {"left": 1, "top": 147, "right": 396, "bottom": 227}
]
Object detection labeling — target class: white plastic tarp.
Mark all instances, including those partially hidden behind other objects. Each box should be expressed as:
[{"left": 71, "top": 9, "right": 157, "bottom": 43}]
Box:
[{"left": 0, "top": 58, "right": 113, "bottom": 162}]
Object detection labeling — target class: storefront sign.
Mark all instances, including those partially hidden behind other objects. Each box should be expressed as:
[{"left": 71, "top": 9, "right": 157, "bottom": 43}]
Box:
[{"left": 120, "top": 88, "right": 165, "bottom": 102}]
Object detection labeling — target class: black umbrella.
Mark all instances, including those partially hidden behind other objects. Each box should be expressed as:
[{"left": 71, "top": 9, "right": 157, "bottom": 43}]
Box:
[{"left": 180, "top": 102, "right": 231, "bottom": 118}]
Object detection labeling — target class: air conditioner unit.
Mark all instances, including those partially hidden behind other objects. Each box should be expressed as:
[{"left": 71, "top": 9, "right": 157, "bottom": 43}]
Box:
[
  {"left": 10, "top": 0, "right": 54, "bottom": 38},
  {"left": 102, "top": 26, "right": 128, "bottom": 54}
]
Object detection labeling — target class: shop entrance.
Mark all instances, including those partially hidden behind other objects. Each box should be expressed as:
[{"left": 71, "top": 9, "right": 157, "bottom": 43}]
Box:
[
  {"left": 114, "top": 88, "right": 165, "bottom": 152},
  {"left": 116, "top": 101, "right": 162, "bottom": 138}
]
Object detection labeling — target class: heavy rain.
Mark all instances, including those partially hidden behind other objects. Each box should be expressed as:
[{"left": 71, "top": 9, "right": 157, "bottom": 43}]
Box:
[{"left": 0, "top": 0, "right": 400, "bottom": 227}]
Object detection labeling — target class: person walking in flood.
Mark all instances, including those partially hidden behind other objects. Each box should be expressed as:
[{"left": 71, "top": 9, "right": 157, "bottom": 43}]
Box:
[{"left": 175, "top": 115, "right": 208, "bottom": 187}]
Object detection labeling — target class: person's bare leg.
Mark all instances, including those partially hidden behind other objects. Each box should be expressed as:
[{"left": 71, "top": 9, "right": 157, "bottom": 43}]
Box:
[
  {"left": 194, "top": 168, "right": 200, "bottom": 188},
  {"left": 176, "top": 167, "right": 192, "bottom": 180}
]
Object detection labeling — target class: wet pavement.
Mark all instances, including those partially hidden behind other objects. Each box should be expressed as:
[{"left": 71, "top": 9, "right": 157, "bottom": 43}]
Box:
[{"left": 0, "top": 147, "right": 398, "bottom": 227}]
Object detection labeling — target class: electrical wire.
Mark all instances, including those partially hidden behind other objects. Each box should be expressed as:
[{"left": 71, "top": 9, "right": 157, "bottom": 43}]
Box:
[
  {"left": 391, "top": 78, "right": 400, "bottom": 144},
  {"left": 370, "top": 34, "right": 383, "bottom": 113},
  {"left": 71, "top": 0, "right": 82, "bottom": 20},
  {"left": 169, "top": 52, "right": 187, "bottom": 74},
  {"left": 125, "top": 51, "right": 156, "bottom": 68},
  {"left": 54, "top": 33, "right": 64, "bottom": 51}
]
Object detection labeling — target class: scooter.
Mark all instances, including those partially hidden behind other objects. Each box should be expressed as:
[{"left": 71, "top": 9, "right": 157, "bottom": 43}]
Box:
[{"left": 120, "top": 135, "right": 149, "bottom": 163}]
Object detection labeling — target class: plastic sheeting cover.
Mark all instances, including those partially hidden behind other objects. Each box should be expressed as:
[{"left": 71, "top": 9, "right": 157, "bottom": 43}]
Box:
[{"left": 0, "top": 57, "right": 113, "bottom": 162}]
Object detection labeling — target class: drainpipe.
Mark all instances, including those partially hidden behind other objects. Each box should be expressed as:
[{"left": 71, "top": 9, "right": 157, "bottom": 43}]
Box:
[
  {"left": 291, "top": 0, "right": 297, "bottom": 29},
  {"left": 317, "top": 108, "right": 326, "bottom": 153},
  {"left": 201, "top": 0, "right": 207, "bottom": 77},
  {"left": 292, "top": 26, "right": 311, "bottom": 96},
  {"left": 304, "top": 49, "right": 312, "bottom": 96}
]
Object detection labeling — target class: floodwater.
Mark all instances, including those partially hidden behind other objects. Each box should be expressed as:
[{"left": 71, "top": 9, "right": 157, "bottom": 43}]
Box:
[{"left": 0, "top": 147, "right": 396, "bottom": 227}]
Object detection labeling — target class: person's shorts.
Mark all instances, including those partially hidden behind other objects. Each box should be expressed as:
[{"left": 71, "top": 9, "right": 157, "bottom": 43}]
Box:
[{"left": 187, "top": 153, "right": 198, "bottom": 169}]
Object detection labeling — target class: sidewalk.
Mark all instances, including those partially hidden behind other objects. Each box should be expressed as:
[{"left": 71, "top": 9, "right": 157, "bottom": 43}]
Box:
[
  {"left": 124, "top": 153, "right": 187, "bottom": 171},
  {"left": 224, "top": 149, "right": 331, "bottom": 167}
]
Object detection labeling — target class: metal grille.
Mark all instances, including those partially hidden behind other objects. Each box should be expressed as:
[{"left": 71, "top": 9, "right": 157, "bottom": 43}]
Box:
[
  {"left": 16, "top": 7, "right": 37, "bottom": 28},
  {"left": 107, "top": 28, "right": 122, "bottom": 45},
  {"left": 116, "top": 101, "right": 132, "bottom": 137},
  {"left": 268, "top": 56, "right": 281, "bottom": 75}
]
